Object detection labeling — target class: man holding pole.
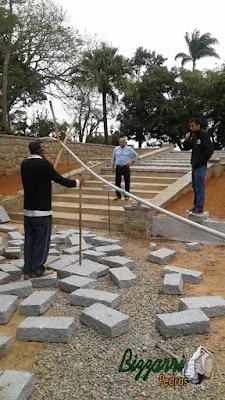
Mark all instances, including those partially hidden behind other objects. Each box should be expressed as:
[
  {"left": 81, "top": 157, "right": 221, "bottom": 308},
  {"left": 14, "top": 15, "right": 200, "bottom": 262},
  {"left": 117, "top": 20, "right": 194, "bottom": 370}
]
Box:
[
  {"left": 111, "top": 137, "right": 139, "bottom": 200},
  {"left": 21, "top": 139, "right": 84, "bottom": 279}
]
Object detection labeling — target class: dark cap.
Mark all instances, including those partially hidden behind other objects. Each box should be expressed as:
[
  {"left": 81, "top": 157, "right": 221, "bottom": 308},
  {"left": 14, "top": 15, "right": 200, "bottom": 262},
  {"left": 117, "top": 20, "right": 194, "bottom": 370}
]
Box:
[{"left": 29, "top": 140, "right": 44, "bottom": 154}]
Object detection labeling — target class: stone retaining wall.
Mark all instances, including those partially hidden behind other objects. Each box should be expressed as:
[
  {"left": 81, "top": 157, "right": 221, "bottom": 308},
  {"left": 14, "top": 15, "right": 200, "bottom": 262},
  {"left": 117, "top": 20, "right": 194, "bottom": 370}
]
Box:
[{"left": 0, "top": 135, "right": 114, "bottom": 176}]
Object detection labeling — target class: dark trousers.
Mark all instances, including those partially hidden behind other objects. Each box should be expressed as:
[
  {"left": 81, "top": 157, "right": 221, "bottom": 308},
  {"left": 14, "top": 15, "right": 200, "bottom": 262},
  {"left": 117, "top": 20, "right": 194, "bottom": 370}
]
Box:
[
  {"left": 23, "top": 216, "right": 52, "bottom": 276},
  {"left": 115, "top": 165, "right": 130, "bottom": 198},
  {"left": 192, "top": 165, "right": 207, "bottom": 208}
]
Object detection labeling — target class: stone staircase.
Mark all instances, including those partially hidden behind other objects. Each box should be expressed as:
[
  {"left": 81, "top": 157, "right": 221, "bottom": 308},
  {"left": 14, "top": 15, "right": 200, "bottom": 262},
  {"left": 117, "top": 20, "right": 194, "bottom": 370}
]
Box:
[{"left": 9, "top": 149, "right": 225, "bottom": 231}]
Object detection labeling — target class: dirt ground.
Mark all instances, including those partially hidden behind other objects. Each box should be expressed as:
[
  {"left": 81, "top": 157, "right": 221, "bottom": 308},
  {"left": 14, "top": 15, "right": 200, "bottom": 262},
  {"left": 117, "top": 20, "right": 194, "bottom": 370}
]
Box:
[
  {"left": 0, "top": 163, "right": 80, "bottom": 199},
  {"left": 0, "top": 225, "right": 225, "bottom": 376},
  {"left": 167, "top": 172, "right": 225, "bottom": 220}
]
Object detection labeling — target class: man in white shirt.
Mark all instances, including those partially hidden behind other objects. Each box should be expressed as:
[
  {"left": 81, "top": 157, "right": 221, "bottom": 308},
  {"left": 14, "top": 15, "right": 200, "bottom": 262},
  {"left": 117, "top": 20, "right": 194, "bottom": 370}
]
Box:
[{"left": 111, "top": 137, "right": 139, "bottom": 200}]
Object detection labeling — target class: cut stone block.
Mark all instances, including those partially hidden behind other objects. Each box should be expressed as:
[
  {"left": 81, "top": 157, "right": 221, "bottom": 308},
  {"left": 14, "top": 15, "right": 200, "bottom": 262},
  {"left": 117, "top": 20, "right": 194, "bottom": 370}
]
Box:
[
  {"left": 188, "top": 212, "right": 209, "bottom": 222},
  {"left": 48, "top": 248, "right": 60, "bottom": 256},
  {"left": 49, "top": 256, "right": 79, "bottom": 271},
  {"left": 5, "top": 247, "right": 21, "bottom": 259},
  {"left": 150, "top": 242, "right": 158, "bottom": 251},
  {"left": 62, "top": 243, "right": 93, "bottom": 255},
  {"left": 178, "top": 296, "right": 225, "bottom": 317},
  {"left": 67, "top": 235, "right": 87, "bottom": 247},
  {"left": 147, "top": 248, "right": 176, "bottom": 265},
  {"left": 7, "top": 231, "right": 24, "bottom": 241},
  {"left": 0, "top": 271, "right": 11, "bottom": 285},
  {"left": 0, "top": 206, "right": 10, "bottom": 223},
  {"left": 95, "top": 245, "right": 125, "bottom": 256},
  {"left": 0, "top": 237, "right": 2, "bottom": 245},
  {"left": 31, "top": 271, "right": 58, "bottom": 288},
  {"left": 92, "top": 236, "right": 120, "bottom": 247},
  {"left": 0, "top": 224, "right": 18, "bottom": 233},
  {"left": 82, "top": 250, "right": 107, "bottom": 263},
  {"left": 45, "top": 255, "right": 61, "bottom": 266},
  {"left": 100, "top": 256, "right": 134, "bottom": 269},
  {"left": 163, "top": 273, "right": 183, "bottom": 295},
  {"left": 80, "top": 302, "right": 130, "bottom": 338},
  {"left": 49, "top": 243, "right": 57, "bottom": 249},
  {"left": 70, "top": 288, "right": 120, "bottom": 308},
  {"left": 9, "top": 259, "right": 24, "bottom": 270},
  {"left": 58, "top": 260, "right": 109, "bottom": 280},
  {"left": 185, "top": 242, "right": 201, "bottom": 251},
  {"left": 57, "top": 229, "right": 79, "bottom": 235},
  {"left": 109, "top": 267, "right": 137, "bottom": 288},
  {"left": 8, "top": 240, "right": 24, "bottom": 250},
  {"left": 156, "top": 309, "right": 210, "bottom": 338},
  {"left": 19, "top": 291, "right": 57, "bottom": 316},
  {"left": 0, "top": 336, "right": 13, "bottom": 359},
  {"left": 0, "top": 264, "right": 22, "bottom": 281},
  {"left": 59, "top": 275, "right": 97, "bottom": 293},
  {"left": 0, "top": 370, "right": 35, "bottom": 400},
  {"left": 16, "top": 316, "right": 76, "bottom": 343},
  {"left": 0, "top": 281, "right": 33, "bottom": 298},
  {"left": 0, "top": 294, "right": 18, "bottom": 324},
  {"left": 162, "top": 265, "right": 203, "bottom": 284},
  {"left": 51, "top": 234, "right": 63, "bottom": 243},
  {"left": 0, "top": 256, "right": 6, "bottom": 264},
  {"left": 82, "top": 233, "right": 96, "bottom": 244}
]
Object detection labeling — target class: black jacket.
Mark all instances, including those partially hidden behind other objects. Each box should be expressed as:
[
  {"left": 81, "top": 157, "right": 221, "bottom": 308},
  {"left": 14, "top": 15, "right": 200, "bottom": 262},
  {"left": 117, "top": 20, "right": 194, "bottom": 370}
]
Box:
[
  {"left": 21, "top": 157, "right": 77, "bottom": 211},
  {"left": 184, "top": 130, "right": 214, "bottom": 169}
]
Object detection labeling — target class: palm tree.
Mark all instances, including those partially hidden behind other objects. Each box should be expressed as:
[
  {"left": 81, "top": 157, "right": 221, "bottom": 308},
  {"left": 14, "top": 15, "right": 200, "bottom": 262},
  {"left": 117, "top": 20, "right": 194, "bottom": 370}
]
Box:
[
  {"left": 72, "top": 42, "right": 132, "bottom": 144},
  {"left": 175, "top": 29, "right": 220, "bottom": 71}
]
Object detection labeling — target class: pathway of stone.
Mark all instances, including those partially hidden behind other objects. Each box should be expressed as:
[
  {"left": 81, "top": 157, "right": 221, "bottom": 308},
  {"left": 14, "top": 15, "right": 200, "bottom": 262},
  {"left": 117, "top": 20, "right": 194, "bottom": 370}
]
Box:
[{"left": 0, "top": 221, "right": 225, "bottom": 398}]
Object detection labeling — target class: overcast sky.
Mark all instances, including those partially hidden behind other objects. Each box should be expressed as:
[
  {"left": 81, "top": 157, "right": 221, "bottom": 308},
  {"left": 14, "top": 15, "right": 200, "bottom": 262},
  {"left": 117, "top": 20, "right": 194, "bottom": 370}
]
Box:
[{"left": 51, "top": 0, "right": 224, "bottom": 122}]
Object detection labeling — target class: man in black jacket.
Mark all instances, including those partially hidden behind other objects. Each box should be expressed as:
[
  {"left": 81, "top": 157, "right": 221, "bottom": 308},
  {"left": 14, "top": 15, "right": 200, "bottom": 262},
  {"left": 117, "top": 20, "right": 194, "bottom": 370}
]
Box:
[
  {"left": 184, "top": 117, "right": 214, "bottom": 214},
  {"left": 21, "top": 140, "right": 84, "bottom": 279}
]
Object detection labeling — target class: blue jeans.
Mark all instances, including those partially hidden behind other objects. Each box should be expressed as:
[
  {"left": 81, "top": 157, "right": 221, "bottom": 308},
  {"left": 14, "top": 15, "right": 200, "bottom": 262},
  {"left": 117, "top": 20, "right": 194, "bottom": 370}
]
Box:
[{"left": 192, "top": 166, "right": 207, "bottom": 209}]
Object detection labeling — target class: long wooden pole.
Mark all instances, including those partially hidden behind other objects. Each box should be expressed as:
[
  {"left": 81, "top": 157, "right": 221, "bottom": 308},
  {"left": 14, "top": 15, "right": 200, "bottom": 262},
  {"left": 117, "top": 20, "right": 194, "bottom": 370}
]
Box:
[
  {"left": 54, "top": 117, "right": 76, "bottom": 170},
  {"left": 79, "top": 176, "right": 82, "bottom": 265},
  {"left": 49, "top": 101, "right": 61, "bottom": 148}
]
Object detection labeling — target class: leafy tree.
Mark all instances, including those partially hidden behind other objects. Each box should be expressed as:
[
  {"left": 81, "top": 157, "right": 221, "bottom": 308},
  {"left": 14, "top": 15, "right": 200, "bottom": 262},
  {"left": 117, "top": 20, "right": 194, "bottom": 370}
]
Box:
[
  {"left": 72, "top": 42, "right": 133, "bottom": 144},
  {"left": 175, "top": 29, "right": 220, "bottom": 71}
]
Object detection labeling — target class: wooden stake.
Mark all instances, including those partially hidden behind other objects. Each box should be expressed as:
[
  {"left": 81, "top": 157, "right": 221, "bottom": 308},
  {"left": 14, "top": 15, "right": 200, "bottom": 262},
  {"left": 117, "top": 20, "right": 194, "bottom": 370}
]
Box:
[
  {"left": 79, "top": 177, "right": 82, "bottom": 266},
  {"left": 54, "top": 117, "right": 76, "bottom": 170},
  {"left": 155, "top": 343, "right": 179, "bottom": 360}
]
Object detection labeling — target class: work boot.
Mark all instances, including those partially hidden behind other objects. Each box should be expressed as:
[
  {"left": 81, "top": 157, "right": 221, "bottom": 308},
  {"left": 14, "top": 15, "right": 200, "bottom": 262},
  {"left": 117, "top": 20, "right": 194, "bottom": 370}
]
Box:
[
  {"left": 30, "top": 269, "right": 54, "bottom": 278},
  {"left": 24, "top": 275, "right": 30, "bottom": 280},
  {"left": 114, "top": 197, "right": 121, "bottom": 200},
  {"left": 189, "top": 207, "right": 196, "bottom": 212},
  {"left": 192, "top": 207, "right": 204, "bottom": 214},
  {"left": 125, "top": 197, "right": 129, "bottom": 201}
]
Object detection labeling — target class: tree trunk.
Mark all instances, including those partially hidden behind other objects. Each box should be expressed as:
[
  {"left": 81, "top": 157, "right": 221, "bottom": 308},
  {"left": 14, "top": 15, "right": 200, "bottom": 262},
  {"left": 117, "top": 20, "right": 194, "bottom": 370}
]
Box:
[
  {"left": 138, "top": 140, "right": 142, "bottom": 148},
  {"left": 192, "top": 60, "right": 196, "bottom": 71},
  {"left": 1, "top": 0, "right": 13, "bottom": 135},
  {"left": 102, "top": 92, "right": 108, "bottom": 144}
]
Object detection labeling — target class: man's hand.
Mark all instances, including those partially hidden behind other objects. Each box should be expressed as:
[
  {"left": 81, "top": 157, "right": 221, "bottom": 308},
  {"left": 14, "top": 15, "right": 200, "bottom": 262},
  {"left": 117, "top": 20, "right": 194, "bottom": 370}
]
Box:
[
  {"left": 128, "top": 161, "right": 135, "bottom": 167},
  {"left": 78, "top": 174, "right": 84, "bottom": 186},
  {"left": 112, "top": 165, "right": 115, "bottom": 173},
  {"left": 186, "top": 132, "right": 191, "bottom": 141}
]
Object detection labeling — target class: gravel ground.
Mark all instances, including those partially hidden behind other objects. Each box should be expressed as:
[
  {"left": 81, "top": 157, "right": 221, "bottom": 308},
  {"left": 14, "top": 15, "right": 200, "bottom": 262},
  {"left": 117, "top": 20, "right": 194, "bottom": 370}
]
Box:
[{"left": 26, "top": 227, "right": 225, "bottom": 400}]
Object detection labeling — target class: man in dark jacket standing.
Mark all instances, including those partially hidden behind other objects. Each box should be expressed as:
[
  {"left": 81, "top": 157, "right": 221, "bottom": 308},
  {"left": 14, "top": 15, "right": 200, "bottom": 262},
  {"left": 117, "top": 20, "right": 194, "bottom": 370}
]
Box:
[
  {"left": 184, "top": 117, "right": 214, "bottom": 214},
  {"left": 21, "top": 140, "right": 84, "bottom": 279}
]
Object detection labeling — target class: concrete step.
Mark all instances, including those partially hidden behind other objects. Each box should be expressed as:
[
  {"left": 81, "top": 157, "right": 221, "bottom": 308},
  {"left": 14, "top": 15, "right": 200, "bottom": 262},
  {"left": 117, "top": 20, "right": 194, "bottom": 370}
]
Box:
[
  {"left": 82, "top": 180, "right": 168, "bottom": 191},
  {"left": 100, "top": 168, "right": 184, "bottom": 178},
  {"left": 141, "top": 163, "right": 191, "bottom": 168},
  {"left": 94, "top": 175, "right": 177, "bottom": 184},
  {"left": 9, "top": 212, "right": 124, "bottom": 231},
  {"left": 52, "top": 194, "right": 155, "bottom": 206},
  {"left": 52, "top": 202, "right": 124, "bottom": 217},
  {"left": 67, "top": 187, "right": 160, "bottom": 198}
]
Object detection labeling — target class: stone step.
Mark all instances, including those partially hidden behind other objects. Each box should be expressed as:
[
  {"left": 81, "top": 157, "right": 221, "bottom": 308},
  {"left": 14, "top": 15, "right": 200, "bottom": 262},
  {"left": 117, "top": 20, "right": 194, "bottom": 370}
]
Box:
[
  {"left": 16, "top": 316, "right": 76, "bottom": 343},
  {"left": 0, "top": 281, "right": 33, "bottom": 298},
  {"left": 100, "top": 168, "right": 184, "bottom": 178},
  {"left": 163, "top": 273, "right": 183, "bottom": 295},
  {"left": 95, "top": 175, "right": 177, "bottom": 184},
  {"left": 59, "top": 275, "right": 97, "bottom": 293},
  {"left": 82, "top": 180, "right": 168, "bottom": 191},
  {"left": 9, "top": 211, "right": 125, "bottom": 231},
  {"left": 52, "top": 202, "right": 124, "bottom": 217},
  {"left": 109, "top": 267, "right": 137, "bottom": 288},
  {"left": 178, "top": 296, "right": 225, "bottom": 317},
  {"left": 67, "top": 187, "right": 160, "bottom": 198},
  {"left": 52, "top": 194, "right": 155, "bottom": 206}
]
